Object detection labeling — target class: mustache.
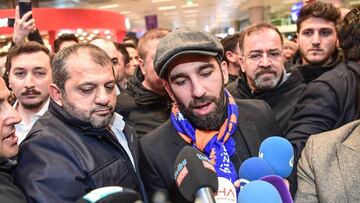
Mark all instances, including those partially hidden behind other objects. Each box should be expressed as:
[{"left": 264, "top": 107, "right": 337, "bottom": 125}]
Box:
[
  {"left": 92, "top": 105, "right": 114, "bottom": 112},
  {"left": 21, "top": 88, "right": 41, "bottom": 96},
  {"left": 189, "top": 95, "right": 216, "bottom": 109},
  {"left": 255, "top": 68, "right": 277, "bottom": 78}
]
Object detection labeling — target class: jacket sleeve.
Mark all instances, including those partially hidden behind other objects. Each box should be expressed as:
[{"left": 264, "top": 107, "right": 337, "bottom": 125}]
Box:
[
  {"left": 14, "top": 134, "right": 90, "bottom": 203},
  {"left": 285, "top": 81, "right": 338, "bottom": 160},
  {"left": 295, "top": 136, "right": 319, "bottom": 203},
  {"left": 139, "top": 140, "right": 168, "bottom": 202}
]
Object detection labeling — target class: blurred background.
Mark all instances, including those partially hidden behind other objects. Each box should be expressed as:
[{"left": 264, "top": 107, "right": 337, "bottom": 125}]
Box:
[{"left": 0, "top": 0, "right": 358, "bottom": 51}]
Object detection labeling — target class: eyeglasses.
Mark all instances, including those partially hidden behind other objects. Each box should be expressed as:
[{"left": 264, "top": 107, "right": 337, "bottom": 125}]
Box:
[{"left": 246, "top": 50, "right": 283, "bottom": 62}]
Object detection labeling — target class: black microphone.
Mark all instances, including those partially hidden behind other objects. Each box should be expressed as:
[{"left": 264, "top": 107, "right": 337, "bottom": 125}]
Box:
[
  {"left": 76, "top": 186, "right": 142, "bottom": 203},
  {"left": 173, "top": 146, "right": 218, "bottom": 203}
]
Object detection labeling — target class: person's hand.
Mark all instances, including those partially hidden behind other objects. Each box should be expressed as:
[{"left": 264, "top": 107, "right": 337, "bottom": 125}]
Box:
[{"left": 12, "top": 6, "right": 36, "bottom": 45}]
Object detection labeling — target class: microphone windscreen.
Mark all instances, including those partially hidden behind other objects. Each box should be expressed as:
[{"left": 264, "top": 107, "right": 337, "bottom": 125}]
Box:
[
  {"left": 238, "top": 180, "right": 282, "bottom": 203},
  {"left": 173, "top": 146, "right": 218, "bottom": 201},
  {"left": 215, "top": 177, "right": 237, "bottom": 203},
  {"left": 77, "top": 186, "right": 141, "bottom": 203},
  {"left": 259, "top": 136, "right": 294, "bottom": 178},
  {"left": 238, "top": 157, "right": 275, "bottom": 187},
  {"left": 260, "top": 175, "right": 294, "bottom": 203}
]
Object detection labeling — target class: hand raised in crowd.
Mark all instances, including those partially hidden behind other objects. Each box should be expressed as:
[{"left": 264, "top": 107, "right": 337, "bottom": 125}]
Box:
[{"left": 12, "top": 6, "right": 36, "bottom": 46}]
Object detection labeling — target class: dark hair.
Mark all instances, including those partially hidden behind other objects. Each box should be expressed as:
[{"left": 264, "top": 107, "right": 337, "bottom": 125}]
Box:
[
  {"left": 220, "top": 33, "right": 241, "bottom": 64},
  {"left": 337, "top": 6, "right": 360, "bottom": 61},
  {"left": 114, "top": 43, "right": 130, "bottom": 64},
  {"left": 137, "top": 28, "right": 170, "bottom": 60},
  {"left": 240, "top": 22, "right": 283, "bottom": 53},
  {"left": 5, "top": 41, "right": 51, "bottom": 74},
  {"left": 54, "top": 33, "right": 79, "bottom": 53},
  {"left": 52, "top": 43, "right": 112, "bottom": 92},
  {"left": 123, "top": 36, "right": 139, "bottom": 47},
  {"left": 0, "top": 52, "right": 7, "bottom": 58},
  {"left": 297, "top": 2, "right": 341, "bottom": 33}
]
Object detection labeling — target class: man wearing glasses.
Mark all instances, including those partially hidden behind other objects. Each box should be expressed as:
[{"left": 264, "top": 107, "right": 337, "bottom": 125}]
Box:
[{"left": 227, "top": 23, "right": 306, "bottom": 132}]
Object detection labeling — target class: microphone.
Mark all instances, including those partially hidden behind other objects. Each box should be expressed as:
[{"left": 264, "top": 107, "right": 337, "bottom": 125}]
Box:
[
  {"left": 260, "top": 175, "right": 294, "bottom": 203},
  {"left": 76, "top": 186, "right": 141, "bottom": 203},
  {"left": 173, "top": 146, "right": 218, "bottom": 203},
  {"left": 238, "top": 180, "right": 282, "bottom": 203},
  {"left": 259, "top": 136, "right": 294, "bottom": 178},
  {"left": 238, "top": 157, "right": 275, "bottom": 188},
  {"left": 215, "top": 177, "right": 237, "bottom": 203}
]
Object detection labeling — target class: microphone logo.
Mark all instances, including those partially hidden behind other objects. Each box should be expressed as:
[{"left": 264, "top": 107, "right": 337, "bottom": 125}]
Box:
[
  {"left": 258, "top": 152, "right": 264, "bottom": 159},
  {"left": 289, "top": 156, "right": 294, "bottom": 168}
]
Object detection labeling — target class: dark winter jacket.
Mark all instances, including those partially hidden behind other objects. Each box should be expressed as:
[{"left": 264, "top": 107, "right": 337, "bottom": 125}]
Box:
[
  {"left": 116, "top": 70, "right": 171, "bottom": 138},
  {"left": 286, "top": 61, "right": 360, "bottom": 160},
  {"left": 227, "top": 69, "right": 306, "bottom": 132},
  {"left": 0, "top": 159, "right": 26, "bottom": 203},
  {"left": 14, "top": 100, "right": 146, "bottom": 203}
]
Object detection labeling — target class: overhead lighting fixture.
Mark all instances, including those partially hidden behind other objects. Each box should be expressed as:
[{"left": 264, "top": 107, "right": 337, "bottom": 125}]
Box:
[
  {"left": 183, "top": 9, "right": 198, "bottom": 14},
  {"left": 152, "top": 0, "right": 173, "bottom": 2},
  {"left": 181, "top": 3, "right": 198, "bottom": 8},
  {"left": 163, "top": 12, "right": 178, "bottom": 16},
  {"left": 99, "top": 4, "right": 119, "bottom": 9},
  {"left": 158, "top": 6, "right": 176, "bottom": 11}
]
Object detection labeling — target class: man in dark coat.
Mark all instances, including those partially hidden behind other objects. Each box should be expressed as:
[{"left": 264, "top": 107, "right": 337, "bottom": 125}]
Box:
[
  {"left": 227, "top": 23, "right": 306, "bottom": 132},
  {"left": 286, "top": 4, "right": 360, "bottom": 162},
  {"left": 139, "top": 28, "right": 281, "bottom": 203},
  {"left": 0, "top": 77, "right": 26, "bottom": 202},
  {"left": 14, "top": 44, "right": 147, "bottom": 203},
  {"left": 116, "top": 28, "right": 171, "bottom": 138}
]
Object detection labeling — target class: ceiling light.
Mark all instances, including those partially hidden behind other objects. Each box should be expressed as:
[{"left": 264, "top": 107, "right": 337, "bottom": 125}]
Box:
[
  {"left": 158, "top": 6, "right": 176, "bottom": 11},
  {"left": 181, "top": 3, "right": 199, "bottom": 8},
  {"left": 183, "top": 9, "right": 198, "bottom": 14},
  {"left": 99, "top": 4, "right": 119, "bottom": 9},
  {"left": 152, "top": 0, "right": 173, "bottom": 2}
]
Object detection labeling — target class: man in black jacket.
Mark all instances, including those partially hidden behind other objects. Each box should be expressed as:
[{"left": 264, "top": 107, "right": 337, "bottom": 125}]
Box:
[
  {"left": 0, "top": 77, "right": 26, "bottom": 202},
  {"left": 116, "top": 28, "right": 171, "bottom": 138},
  {"left": 227, "top": 23, "right": 306, "bottom": 132},
  {"left": 221, "top": 33, "right": 242, "bottom": 84},
  {"left": 14, "top": 44, "right": 147, "bottom": 203},
  {"left": 139, "top": 28, "right": 281, "bottom": 203},
  {"left": 286, "top": 5, "right": 360, "bottom": 162},
  {"left": 291, "top": 2, "right": 342, "bottom": 83}
]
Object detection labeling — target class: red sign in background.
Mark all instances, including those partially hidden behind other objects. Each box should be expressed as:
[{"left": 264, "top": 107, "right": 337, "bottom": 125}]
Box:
[{"left": 0, "top": 8, "right": 127, "bottom": 49}]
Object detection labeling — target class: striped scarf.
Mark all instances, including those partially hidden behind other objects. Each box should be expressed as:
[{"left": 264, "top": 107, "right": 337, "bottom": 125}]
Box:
[{"left": 171, "top": 90, "right": 239, "bottom": 183}]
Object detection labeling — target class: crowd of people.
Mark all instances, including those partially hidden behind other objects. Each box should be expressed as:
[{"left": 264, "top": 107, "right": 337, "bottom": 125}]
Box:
[{"left": 0, "top": 1, "right": 359, "bottom": 203}]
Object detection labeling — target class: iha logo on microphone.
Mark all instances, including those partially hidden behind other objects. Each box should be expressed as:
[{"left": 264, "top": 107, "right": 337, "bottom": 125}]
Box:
[{"left": 174, "top": 159, "right": 188, "bottom": 186}]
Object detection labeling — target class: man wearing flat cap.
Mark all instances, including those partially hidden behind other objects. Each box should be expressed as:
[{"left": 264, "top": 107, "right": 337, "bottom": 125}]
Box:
[{"left": 139, "top": 28, "right": 281, "bottom": 203}]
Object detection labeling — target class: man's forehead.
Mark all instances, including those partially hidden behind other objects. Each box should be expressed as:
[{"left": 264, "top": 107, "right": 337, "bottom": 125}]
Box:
[
  {"left": 168, "top": 55, "right": 216, "bottom": 75},
  {"left": 299, "top": 17, "right": 336, "bottom": 30}
]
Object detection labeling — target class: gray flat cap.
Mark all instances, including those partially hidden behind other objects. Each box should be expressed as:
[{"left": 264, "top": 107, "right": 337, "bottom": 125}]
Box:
[{"left": 154, "top": 28, "right": 224, "bottom": 79}]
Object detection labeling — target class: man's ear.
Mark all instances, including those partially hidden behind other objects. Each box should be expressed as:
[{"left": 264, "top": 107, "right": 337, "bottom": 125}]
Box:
[
  {"left": 49, "top": 84, "right": 63, "bottom": 107},
  {"left": 138, "top": 58, "right": 146, "bottom": 76},
  {"left": 225, "top": 51, "right": 237, "bottom": 63},
  {"left": 239, "top": 56, "right": 246, "bottom": 73},
  {"left": 220, "top": 61, "right": 229, "bottom": 85},
  {"left": 163, "top": 80, "right": 175, "bottom": 102}
]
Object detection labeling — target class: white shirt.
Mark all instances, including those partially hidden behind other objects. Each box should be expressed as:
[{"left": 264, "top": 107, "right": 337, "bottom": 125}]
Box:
[
  {"left": 13, "top": 98, "right": 50, "bottom": 144},
  {"left": 109, "top": 112, "right": 136, "bottom": 170}
]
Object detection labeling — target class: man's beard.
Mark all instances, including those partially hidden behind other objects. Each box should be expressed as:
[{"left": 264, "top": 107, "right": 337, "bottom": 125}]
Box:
[
  {"left": 253, "top": 68, "right": 281, "bottom": 91},
  {"left": 176, "top": 88, "right": 227, "bottom": 131},
  {"left": 62, "top": 95, "right": 114, "bottom": 128}
]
